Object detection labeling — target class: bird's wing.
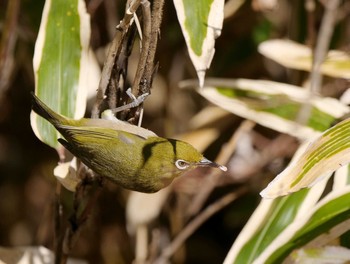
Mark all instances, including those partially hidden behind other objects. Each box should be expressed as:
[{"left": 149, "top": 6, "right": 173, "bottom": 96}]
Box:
[
  {"left": 58, "top": 125, "right": 144, "bottom": 145},
  {"left": 80, "top": 118, "right": 157, "bottom": 139}
]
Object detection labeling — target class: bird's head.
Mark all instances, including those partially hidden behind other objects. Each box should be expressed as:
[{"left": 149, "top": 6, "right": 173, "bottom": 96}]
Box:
[
  {"left": 170, "top": 139, "right": 227, "bottom": 173},
  {"left": 141, "top": 138, "right": 227, "bottom": 191}
]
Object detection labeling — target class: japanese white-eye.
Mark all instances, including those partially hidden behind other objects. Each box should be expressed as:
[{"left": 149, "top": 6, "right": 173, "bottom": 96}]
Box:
[{"left": 31, "top": 93, "right": 227, "bottom": 193}]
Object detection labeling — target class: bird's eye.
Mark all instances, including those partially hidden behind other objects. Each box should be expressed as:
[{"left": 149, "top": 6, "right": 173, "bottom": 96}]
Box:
[{"left": 175, "top": 159, "right": 189, "bottom": 170}]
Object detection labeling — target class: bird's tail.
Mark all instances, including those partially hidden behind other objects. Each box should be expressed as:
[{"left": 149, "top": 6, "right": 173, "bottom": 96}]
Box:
[{"left": 31, "top": 92, "right": 67, "bottom": 126}]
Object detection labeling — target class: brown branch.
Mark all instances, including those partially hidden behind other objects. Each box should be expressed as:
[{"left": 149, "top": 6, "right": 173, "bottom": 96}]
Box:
[
  {"left": 54, "top": 0, "right": 167, "bottom": 262},
  {"left": 297, "top": 0, "right": 340, "bottom": 125},
  {"left": 131, "top": 0, "right": 152, "bottom": 96},
  {"left": 186, "top": 120, "right": 255, "bottom": 217},
  {"left": 117, "top": 0, "right": 142, "bottom": 32},
  {"left": 91, "top": 0, "right": 142, "bottom": 118},
  {"left": 127, "top": 0, "right": 165, "bottom": 124},
  {"left": 54, "top": 148, "right": 69, "bottom": 264},
  {"left": 62, "top": 172, "right": 102, "bottom": 257},
  {"left": 109, "top": 26, "right": 136, "bottom": 111},
  {"left": 54, "top": 183, "right": 64, "bottom": 264},
  {"left": 142, "top": 0, "right": 165, "bottom": 93},
  {"left": 309, "top": 0, "right": 340, "bottom": 95},
  {"left": 91, "top": 32, "right": 125, "bottom": 118},
  {"left": 108, "top": 73, "right": 118, "bottom": 109},
  {"left": 155, "top": 187, "right": 248, "bottom": 264}
]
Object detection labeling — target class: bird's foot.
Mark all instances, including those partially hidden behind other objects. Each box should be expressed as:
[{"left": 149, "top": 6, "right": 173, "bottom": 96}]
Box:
[{"left": 110, "top": 88, "right": 149, "bottom": 114}]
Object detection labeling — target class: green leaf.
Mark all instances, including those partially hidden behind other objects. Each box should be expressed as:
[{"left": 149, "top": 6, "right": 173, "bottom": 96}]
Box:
[
  {"left": 261, "top": 118, "right": 350, "bottom": 199},
  {"left": 259, "top": 186, "right": 350, "bottom": 263},
  {"left": 233, "top": 190, "right": 309, "bottom": 263},
  {"left": 225, "top": 166, "right": 350, "bottom": 264},
  {"left": 191, "top": 78, "right": 350, "bottom": 140},
  {"left": 30, "top": 0, "right": 91, "bottom": 149},
  {"left": 173, "top": 0, "right": 224, "bottom": 87},
  {"left": 224, "top": 178, "right": 327, "bottom": 264}
]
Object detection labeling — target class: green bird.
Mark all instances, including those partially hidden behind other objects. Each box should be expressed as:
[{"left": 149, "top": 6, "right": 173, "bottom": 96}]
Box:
[{"left": 31, "top": 93, "right": 226, "bottom": 193}]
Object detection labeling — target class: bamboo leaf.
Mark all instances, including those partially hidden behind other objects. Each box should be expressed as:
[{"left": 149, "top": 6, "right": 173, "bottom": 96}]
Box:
[
  {"left": 30, "top": 0, "right": 91, "bottom": 148},
  {"left": 225, "top": 166, "right": 350, "bottom": 264},
  {"left": 187, "top": 78, "right": 350, "bottom": 140},
  {"left": 291, "top": 246, "right": 350, "bottom": 263},
  {"left": 259, "top": 39, "right": 350, "bottom": 79},
  {"left": 173, "top": 0, "right": 224, "bottom": 87},
  {"left": 257, "top": 185, "right": 350, "bottom": 263},
  {"left": 224, "top": 176, "right": 328, "bottom": 264},
  {"left": 260, "top": 118, "right": 350, "bottom": 199}
]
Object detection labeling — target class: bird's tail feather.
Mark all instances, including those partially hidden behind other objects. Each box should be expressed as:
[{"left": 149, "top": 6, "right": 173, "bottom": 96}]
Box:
[{"left": 31, "top": 92, "right": 67, "bottom": 126}]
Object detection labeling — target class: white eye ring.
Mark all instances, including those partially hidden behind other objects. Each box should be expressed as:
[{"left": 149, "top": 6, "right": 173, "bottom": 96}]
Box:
[{"left": 175, "top": 159, "right": 189, "bottom": 170}]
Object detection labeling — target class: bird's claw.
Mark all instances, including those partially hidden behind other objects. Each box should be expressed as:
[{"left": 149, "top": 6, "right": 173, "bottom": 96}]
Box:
[{"left": 110, "top": 88, "right": 149, "bottom": 114}]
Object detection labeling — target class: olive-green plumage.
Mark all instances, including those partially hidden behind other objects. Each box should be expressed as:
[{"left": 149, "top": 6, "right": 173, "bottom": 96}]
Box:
[{"left": 31, "top": 93, "right": 225, "bottom": 193}]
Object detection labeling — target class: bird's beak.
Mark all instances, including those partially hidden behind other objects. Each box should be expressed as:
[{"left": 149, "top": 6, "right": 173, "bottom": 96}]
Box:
[{"left": 197, "top": 158, "right": 227, "bottom": 172}]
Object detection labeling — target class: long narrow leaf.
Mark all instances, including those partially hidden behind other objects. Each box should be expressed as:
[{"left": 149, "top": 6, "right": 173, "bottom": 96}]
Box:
[
  {"left": 184, "top": 78, "right": 350, "bottom": 140},
  {"left": 174, "top": 0, "right": 224, "bottom": 87},
  {"left": 224, "top": 175, "right": 328, "bottom": 264},
  {"left": 261, "top": 118, "right": 350, "bottom": 199},
  {"left": 257, "top": 185, "right": 350, "bottom": 263},
  {"left": 258, "top": 39, "right": 350, "bottom": 79},
  {"left": 30, "top": 0, "right": 91, "bottom": 148}
]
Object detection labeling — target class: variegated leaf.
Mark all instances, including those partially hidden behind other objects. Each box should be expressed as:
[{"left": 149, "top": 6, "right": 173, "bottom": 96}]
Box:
[
  {"left": 259, "top": 39, "right": 350, "bottom": 79},
  {"left": 173, "top": 0, "right": 224, "bottom": 87},
  {"left": 225, "top": 165, "right": 350, "bottom": 263},
  {"left": 257, "top": 184, "right": 350, "bottom": 263},
  {"left": 291, "top": 246, "right": 350, "bottom": 263},
  {"left": 30, "top": 0, "right": 91, "bottom": 148},
  {"left": 186, "top": 78, "right": 350, "bottom": 140},
  {"left": 224, "top": 177, "right": 328, "bottom": 264},
  {"left": 260, "top": 118, "right": 350, "bottom": 199}
]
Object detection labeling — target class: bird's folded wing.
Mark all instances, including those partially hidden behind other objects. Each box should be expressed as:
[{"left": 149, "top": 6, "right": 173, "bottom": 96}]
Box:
[{"left": 58, "top": 125, "right": 144, "bottom": 145}]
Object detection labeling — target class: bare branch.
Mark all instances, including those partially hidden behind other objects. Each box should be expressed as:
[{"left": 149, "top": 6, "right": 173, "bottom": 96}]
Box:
[
  {"left": 91, "top": 0, "right": 141, "bottom": 118},
  {"left": 186, "top": 120, "right": 255, "bottom": 217},
  {"left": 142, "top": 0, "right": 165, "bottom": 93},
  {"left": 309, "top": 0, "right": 340, "bottom": 95},
  {"left": 155, "top": 187, "right": 248, "bottom": 263},
  {"left": 131, "top": 0, "right": 152, "bottom": 96},
  {"left": 297, "top": 0, "right": 341, "bottom": 124}
]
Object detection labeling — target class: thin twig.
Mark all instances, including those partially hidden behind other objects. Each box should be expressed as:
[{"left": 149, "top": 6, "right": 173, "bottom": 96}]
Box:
[
  {"left": 142, "top": 0, "right": 165, "bottom": 94},
  {"left": 54, "top": 148, "right": 68, "bottom": 264},
  {"left": 109, "top": 26, "right": 135, "bottom": 110},
  {"left": 155, "top": 187, "right": 248, "bottom": 264},
  {"left": 62, "top": 176, "right": 102, "bottom": 256},
  {"left": 91, "top": 0, "right": 142, "bottom": 118},
  {"left": 297, "top": 0, "right": 341, "bottom": 124},
  {"left": 186, "top": 120, "right": 255, "bottom": 217},
  {"left": 54, "top": 183, "right": 64, "bottom": 264},
  {"left": 128, "top": 0, "right": 164, "bottom": 125},
  {"left": 91, "top": 32, "right": 125, "bottom": 118},
  {"left": 131, "top": 0, "right": 151, "bottom": 96},
  {"left": 309, "top": 0, "right": 340, "bottom": 95},
  {"left": 135, "top": 225, "right": 148, "bottom": 264},
  {"left": 108, "top": 74, "right": 118, "bottom": 109},
  {"left": 117, "top": 0, "right": 142, "bottom": 31}
]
